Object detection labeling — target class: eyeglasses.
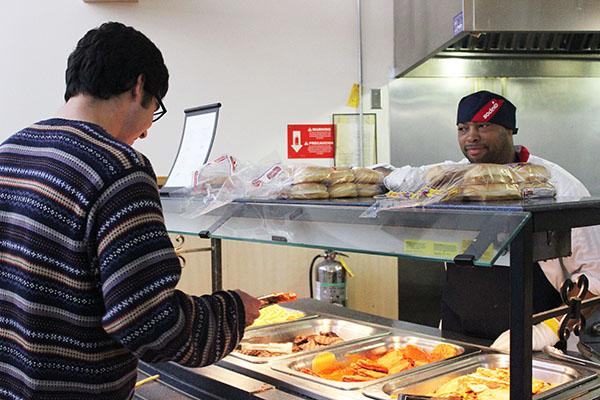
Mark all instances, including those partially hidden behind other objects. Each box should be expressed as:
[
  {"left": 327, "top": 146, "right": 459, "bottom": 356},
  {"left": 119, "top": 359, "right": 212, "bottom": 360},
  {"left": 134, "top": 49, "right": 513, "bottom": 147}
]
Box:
[{"left": 153, "top": 96, "right": 167, "bottom": 122}]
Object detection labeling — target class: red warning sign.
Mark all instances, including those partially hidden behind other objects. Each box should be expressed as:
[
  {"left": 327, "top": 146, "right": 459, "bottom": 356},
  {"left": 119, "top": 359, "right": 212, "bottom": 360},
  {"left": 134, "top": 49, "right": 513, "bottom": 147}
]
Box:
[{"left": 287, "top": 124, "right": 335, "bottom": 159}]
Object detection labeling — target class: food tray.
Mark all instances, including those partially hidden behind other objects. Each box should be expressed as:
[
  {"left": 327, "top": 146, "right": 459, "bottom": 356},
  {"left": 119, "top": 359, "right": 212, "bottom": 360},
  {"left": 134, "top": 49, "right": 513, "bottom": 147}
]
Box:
[
  {"left": 362, "top": 352, "right": 597, "bottom": 400},
  {"left": 233, "top": 317, "right": 389, "bottom": 363},
  {"left": 246, "top": 307, "right": 318, "bottom": 330},
  {"left": 270, "top": 334, "right": 479, "bottom": 390}
]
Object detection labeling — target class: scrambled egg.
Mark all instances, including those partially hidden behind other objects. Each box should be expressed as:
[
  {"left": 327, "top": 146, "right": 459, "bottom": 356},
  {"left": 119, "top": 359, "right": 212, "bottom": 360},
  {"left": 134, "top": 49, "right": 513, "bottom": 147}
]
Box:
[{"left": 248, "top": 304, "right": 304, "bottom": 328}]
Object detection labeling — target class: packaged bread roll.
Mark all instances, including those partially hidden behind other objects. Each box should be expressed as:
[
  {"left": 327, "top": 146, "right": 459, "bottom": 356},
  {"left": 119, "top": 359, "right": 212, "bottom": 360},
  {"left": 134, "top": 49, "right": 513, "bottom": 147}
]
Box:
[
  {"left": 356, "top": 184, "right": 383, "bottom": 197},
  {"left": 325, "top": 168, "right": 354, "bottom": 185},
  {"left": 352, "top": 167, "right": 383, "bottom": 184},
  {"left": 459, "top": 183, "right": 522, "bottom": 201},
  {"left": 509, "top": 163, "right": 550, "bottom": 183},
  {"left": 285, "top": 183, "right": 329, "bottom": 199},
  {"left": 462, "top": 163, "right": 522, "bottom": 185},
  {"left": 522, "top": 181, "right": 556, "bottom": 199},
  {"left": 292, "top": 166, "right": 331, "bottom": 184},
  {"left": 425, "top": 164, "right": 468, "bottom": 188},
  {"left": 328, "top": 183, "right": 358, "bottom": 198}
]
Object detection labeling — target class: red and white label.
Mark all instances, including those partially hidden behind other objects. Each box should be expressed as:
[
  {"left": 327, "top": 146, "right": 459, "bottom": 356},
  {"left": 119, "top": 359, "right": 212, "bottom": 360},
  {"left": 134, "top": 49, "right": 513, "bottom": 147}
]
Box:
[
  {"left": 472, "top": 99, "right": 504, "bottom": 122},
  {"left": 287, "top": 124, "right": 335, "bottom": 159},
  {"left": 251, "top": 164, "right": 284, "bottom": 187}
]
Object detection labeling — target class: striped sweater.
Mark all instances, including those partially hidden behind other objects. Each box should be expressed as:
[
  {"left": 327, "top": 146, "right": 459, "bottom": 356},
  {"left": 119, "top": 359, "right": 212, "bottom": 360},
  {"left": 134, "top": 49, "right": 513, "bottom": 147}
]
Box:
[{"left": 0, "top": 119, "right": 245, "bottom": 400}]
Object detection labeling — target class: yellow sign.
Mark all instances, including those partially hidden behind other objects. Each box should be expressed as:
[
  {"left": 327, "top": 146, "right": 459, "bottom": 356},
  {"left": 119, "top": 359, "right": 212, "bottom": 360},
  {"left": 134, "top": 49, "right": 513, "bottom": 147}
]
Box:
[
  {"left": 403, "top": 239, "right": 494, "bottom": 262},
  {"left": 346, "top": 83, "right": 360, "bottom": 108}
]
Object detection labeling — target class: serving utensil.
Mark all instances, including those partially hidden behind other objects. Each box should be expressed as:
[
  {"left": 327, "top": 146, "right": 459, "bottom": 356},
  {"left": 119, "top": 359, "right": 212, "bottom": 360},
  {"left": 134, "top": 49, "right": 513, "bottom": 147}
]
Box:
[{"left": 258, "top": 292, "right": 297, "bottom": 308}]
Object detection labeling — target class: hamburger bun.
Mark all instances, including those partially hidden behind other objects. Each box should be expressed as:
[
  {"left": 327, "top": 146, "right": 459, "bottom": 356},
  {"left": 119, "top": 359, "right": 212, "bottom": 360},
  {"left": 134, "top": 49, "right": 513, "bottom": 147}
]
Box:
[
  {"left": 325, "top": 168, "right": 355, "bottom": 185},
  {"left": 284, "top": 183, "right": 329, "bottom": 199},
  {"left": 356, "top": 184, "right": 383, "bottom": 197},
  {"left": 459, "top": 183, "right": 522, "bottom": 201},
  {"left": 352, "top": 168, "right": 384, "bottom": 184},
  {"left": 328, "top": 183, "right": 358, "bottom": 198},
  {"left": 508, "top": 163, "right": 550, "bottom": 183},
  {"left": 425, "top": 165, "right": 468, "bottom": 188},
  {"left": 462, "top": 163, "right": 522, "bottom": 185},
  {"left": 292, "top": 166, "right": 331, "bottom": 184}
]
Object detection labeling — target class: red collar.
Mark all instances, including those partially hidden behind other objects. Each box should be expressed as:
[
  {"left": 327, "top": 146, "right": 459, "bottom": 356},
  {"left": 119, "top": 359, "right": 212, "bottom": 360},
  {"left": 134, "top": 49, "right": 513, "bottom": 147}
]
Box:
[{"left": 515, "top": 145, "right": 530, "bottom": 162}]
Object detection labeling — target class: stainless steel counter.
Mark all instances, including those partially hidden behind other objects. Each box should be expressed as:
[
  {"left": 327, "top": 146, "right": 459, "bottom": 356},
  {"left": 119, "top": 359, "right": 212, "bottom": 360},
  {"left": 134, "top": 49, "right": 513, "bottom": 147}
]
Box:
[{"left": 137, "top": 299, "right": 600, "bottom": 400}]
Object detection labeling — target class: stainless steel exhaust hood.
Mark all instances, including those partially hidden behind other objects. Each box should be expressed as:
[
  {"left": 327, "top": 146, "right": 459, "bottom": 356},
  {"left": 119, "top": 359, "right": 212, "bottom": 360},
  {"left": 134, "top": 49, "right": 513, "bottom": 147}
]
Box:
[{"left": 394, "top": 0, "right": 600, "bottom": 78}]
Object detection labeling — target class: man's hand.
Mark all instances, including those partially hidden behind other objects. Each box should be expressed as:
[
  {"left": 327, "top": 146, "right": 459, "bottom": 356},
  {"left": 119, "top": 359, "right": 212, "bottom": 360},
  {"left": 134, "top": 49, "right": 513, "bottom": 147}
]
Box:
[
  {"left": 234, "top": 289, "right": 261, "bottom": 327},
  {"left": 383, "top": 165, "right": 427, "bottom": 192},
  {"left": 491, "top": 319, "right": 559, "bottom": 353}
]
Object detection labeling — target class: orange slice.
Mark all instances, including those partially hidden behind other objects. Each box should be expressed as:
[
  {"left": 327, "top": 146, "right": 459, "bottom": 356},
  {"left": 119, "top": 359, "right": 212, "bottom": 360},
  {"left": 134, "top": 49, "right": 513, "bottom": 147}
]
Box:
[{"left": 311, "top": 351, "right": 336, "bottom": 374}]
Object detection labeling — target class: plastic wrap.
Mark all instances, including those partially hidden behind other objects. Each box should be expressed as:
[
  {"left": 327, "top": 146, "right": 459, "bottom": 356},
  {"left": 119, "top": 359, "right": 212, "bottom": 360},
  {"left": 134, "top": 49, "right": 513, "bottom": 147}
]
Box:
[
  {"left": 191, "top": 154, "right": 238, "bottom": 191},
  {"left": 462, "top": 163, "right": 523, "bottom": 185},
  {"left": 383, "top": 165, "right": 432, "bottom": 192},
  {"left": 182, "top": 155, "right": 293, "bottom": 216},
  {"left": 352, "top": 167, "right": 384, "bottom": 184},
  {"left": 356, "top": 183, "right": 383, "bottom": 197},
  {"left": 324, "top": 168, "right": 354, "bottom": 185},
  {"left": 292, "top": 166, "right": 331, "bottom": 184},
  {"left": 363, "top": 162, "right": 555, "bottom": 217},
  {"left": 459, "top": 183, "right": 522, "bottom": 201},
  {"left": 284, "top": 183, "right": 329, "bottom": 199},
  {"left": 509, "top": 162, "right": 551, "bottom": 182},
  {"left": 369, "top": 163, "right": 395, "bottom": 178},
  {"left": 328, "top": 183, "right": 358, "bottom": 198}
]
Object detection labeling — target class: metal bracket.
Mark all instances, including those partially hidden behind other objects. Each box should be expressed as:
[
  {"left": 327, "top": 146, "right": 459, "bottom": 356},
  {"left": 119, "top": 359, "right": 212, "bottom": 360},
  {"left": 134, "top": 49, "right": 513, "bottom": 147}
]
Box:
[
  {"left": 556, "top": 275, "right": 589, "bottom": 351},
  {"left": 532, "top": 230, "right": 571, "bottom": 262},
  {"left": 453, "top": 253, "right": 475, "bottom": 267},
  {"left": 173, "top": 234, "right": 212, "bottom": 267}
]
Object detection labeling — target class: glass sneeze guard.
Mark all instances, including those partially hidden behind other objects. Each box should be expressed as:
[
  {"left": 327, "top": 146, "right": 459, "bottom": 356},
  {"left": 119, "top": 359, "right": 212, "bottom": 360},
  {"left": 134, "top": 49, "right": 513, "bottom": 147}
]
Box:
[{"left": 161, "top": 197, "right": 531, "bottom": 267}]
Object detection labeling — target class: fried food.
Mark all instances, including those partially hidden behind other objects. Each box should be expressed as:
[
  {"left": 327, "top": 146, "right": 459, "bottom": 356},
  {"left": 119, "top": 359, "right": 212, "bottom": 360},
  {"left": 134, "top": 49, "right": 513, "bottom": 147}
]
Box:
[{"left": 299, "top": 342, "right": 460, "bottom": 382}]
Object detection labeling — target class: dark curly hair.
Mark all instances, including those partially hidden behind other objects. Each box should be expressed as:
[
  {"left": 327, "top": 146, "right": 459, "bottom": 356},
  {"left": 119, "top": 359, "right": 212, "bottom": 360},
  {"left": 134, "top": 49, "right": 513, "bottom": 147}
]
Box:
[{"left": 64, "top": 22, "right": 169, "bottom": 104}]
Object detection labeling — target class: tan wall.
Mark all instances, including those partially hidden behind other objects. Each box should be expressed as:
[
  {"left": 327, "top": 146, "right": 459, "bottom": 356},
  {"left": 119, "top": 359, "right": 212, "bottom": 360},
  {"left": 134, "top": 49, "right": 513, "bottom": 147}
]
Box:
[{"left": 172, "top": 235, "right": 398, "bottom": 320}]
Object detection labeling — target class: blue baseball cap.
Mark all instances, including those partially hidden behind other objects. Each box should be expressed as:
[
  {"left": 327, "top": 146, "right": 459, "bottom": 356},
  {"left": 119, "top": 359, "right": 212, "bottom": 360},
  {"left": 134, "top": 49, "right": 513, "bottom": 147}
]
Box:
[{"left": 457, "top": 90, "right": 518, "bottom": 134}]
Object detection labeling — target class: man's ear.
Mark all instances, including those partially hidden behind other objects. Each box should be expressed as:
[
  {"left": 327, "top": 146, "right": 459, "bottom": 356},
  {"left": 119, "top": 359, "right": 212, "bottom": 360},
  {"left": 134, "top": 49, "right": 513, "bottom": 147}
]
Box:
[{"left": 131, "top": 74, "right": 145, "bottom": 100}]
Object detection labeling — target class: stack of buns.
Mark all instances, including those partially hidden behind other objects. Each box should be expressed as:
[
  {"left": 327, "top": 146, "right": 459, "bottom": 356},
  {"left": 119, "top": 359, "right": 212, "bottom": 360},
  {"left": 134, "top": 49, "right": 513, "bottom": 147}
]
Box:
[
  {"left": 326, "top": 168, "right": 357, "bottom": 198},
  {"left": 352, "top": 167, "right": 384, "bottom": 197},
  {"left": 459, "top": 164, "right": 523, "bottom": 201},
  {"left": 284, "top": 166, "right": 384, "bottom": 199},
  {"left": 285, "top": 166, "right": 331, "bottom": 199},
  {"left": 423, "top": 163, "right": 554, "bottom": 201}
]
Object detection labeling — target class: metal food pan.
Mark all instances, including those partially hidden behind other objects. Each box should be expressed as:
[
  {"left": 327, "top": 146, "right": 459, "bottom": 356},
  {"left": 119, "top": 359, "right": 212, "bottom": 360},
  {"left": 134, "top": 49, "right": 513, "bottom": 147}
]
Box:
[
  {"left": 245, "top": 308, "right": 318, "bottom": 331},
  {"left": 233, "top": 317, "right": 389, "bottom": 363},
  {"left": 270, "top": 334, "right": 479, "bottom": 390},
  {"left": 362, "top": 352, "right": 597, "bottom": 400}
]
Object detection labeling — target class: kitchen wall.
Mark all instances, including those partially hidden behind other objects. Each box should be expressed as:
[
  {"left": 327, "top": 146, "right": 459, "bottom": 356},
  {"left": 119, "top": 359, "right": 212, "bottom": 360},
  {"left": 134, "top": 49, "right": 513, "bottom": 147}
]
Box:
[{"left": 0, "top": 0, "right": 394, "bottom": 174}]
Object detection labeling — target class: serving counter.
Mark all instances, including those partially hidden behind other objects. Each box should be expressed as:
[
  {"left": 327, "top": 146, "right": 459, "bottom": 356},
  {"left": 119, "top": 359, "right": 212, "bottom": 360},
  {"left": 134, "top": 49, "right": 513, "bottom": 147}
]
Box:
[
  {"left": 137, "top": 299, "right": 600, "bottom": 399},
  {"left": 152, "top": 196, "right": 600, "bottom": 399}
]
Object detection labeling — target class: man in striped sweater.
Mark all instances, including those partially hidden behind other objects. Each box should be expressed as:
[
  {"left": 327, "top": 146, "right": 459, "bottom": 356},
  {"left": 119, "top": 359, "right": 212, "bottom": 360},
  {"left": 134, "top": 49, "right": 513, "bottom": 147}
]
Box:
[{"left": 0, "top": 22, "right": 261, "bottom": 399}]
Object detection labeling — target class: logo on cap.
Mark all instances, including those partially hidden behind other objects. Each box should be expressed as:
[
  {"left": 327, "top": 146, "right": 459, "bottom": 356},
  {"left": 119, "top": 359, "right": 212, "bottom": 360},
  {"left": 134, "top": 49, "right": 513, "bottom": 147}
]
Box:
[{"left": 471, "top": 99, "right": 505, "bottom": 122}]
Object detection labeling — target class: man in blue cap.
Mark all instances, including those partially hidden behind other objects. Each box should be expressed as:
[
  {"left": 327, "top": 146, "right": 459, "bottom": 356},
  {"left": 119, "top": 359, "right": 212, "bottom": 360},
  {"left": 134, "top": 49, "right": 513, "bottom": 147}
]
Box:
[
  {"left": 385, "top": 90, "right": 600, "bottom": 353},
  {"left": 456, "top": 90, "right": 522, "bottom": 164}
]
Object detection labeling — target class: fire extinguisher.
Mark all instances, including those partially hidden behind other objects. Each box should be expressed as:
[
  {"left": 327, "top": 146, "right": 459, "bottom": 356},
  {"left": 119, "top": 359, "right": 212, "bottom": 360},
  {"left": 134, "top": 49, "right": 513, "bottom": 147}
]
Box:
[{"left": 309, "top": 250, "right": 354, "bottom": 306}]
